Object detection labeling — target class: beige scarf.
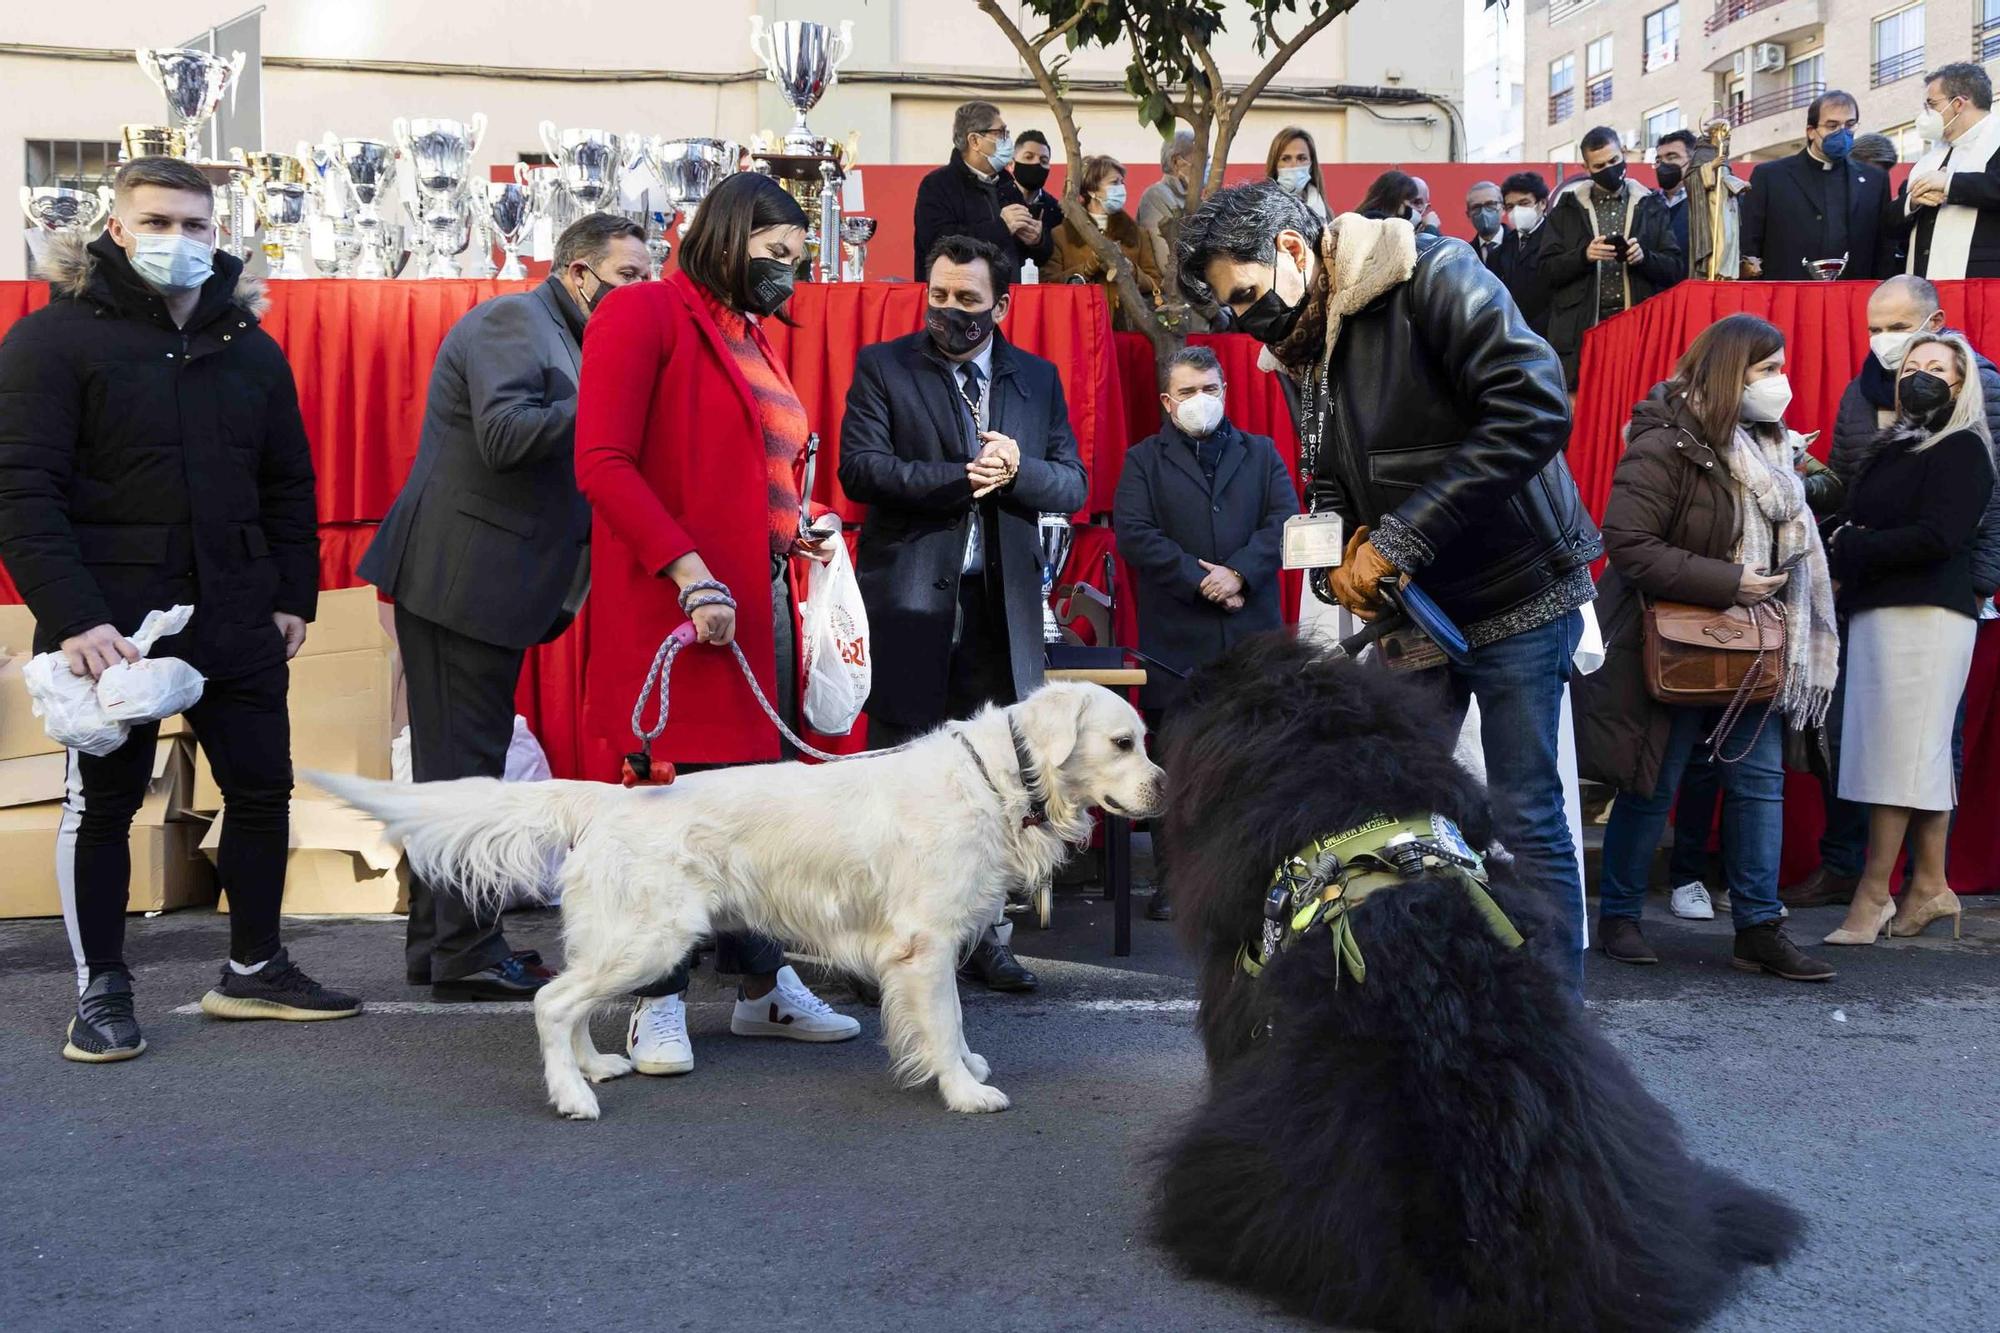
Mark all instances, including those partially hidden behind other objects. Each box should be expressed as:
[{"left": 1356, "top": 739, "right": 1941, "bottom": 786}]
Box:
[{"left": 1722, "top": 426, "right": 1839, "bottom": 726}]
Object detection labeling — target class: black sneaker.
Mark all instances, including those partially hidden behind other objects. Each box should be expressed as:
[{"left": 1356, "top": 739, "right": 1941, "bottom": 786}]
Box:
[
  {"left": 1599, "top": 916, "right": 1659, "bottom": 965},
  {"left": 199, "top": 948, "right": 363, "bottom": 1021},
  {"left": 1145, "top": 888, "right": 1174, "bottom": 922},
  {"left": 1732, "top": 924, "right": 1836, "bottom": 982},
  {"left": 62, "top": 970, "right": 146, "bottom": 1063}
]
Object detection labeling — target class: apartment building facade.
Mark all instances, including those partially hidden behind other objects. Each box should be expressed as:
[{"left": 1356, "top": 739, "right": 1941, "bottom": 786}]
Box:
[{"left": 1527, "top": 0, "right": 2000, "bottom": 164}]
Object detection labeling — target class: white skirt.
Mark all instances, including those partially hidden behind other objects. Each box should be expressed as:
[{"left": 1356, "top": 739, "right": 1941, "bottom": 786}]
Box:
[{"left": 1838, "top": 605, "right": 1977, "bottom": 811}]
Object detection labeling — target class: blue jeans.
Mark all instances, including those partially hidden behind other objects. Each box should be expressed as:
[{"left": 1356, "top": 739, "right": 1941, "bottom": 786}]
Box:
[
  {"left": 1444, "top": 609, "right": 1586, "bottom": 994},
  {"left": 1600, "top": 703, "right": 1786, "bottom": 931},
  {"left": 1670, "top": 750, "right": 1722, "bottom": 886}
]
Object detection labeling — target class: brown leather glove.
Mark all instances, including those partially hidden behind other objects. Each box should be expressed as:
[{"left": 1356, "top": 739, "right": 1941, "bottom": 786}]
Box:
[{"left": 1326, "top": 524, "right": 1397, "bottom": 621}]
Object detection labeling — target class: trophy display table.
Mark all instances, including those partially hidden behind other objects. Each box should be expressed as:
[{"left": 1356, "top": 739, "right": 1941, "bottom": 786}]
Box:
[{"left": 1046, "top": 665, "right": 1148, "bottom": 956}]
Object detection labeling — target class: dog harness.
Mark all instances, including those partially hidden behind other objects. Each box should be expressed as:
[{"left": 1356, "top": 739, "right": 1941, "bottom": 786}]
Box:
[{"left": 1237, "top": 813, "right": 1522, "bottom": 988}]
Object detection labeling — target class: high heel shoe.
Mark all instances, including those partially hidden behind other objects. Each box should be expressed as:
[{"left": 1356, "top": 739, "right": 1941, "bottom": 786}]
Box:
[
  {"left": 1823, "top": 899, "right": 1895, "bottom": 946},
  {"left": 1889, "top": 891, "right": 1964, "bottom": 940}
]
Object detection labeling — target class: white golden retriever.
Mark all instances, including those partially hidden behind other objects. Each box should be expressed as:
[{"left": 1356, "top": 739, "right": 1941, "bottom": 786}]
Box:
[{"left": 317, "top": 681, "right": 1163, "bottom": 1120}]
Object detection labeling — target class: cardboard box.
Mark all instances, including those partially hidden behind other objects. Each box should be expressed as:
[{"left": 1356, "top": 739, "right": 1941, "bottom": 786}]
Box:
[
  {"left": 0, "top": 601, "right": 37, "bottom": 657},
  {"left": 207, "top": 798, "right": 409, "bottom": 916},
  {"left": 191, "top": 587, "right": 395, "bottom": 811}
]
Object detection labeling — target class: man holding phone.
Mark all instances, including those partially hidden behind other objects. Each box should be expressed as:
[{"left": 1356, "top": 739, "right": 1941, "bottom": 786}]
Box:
[{"left": 1539, "top": 127, "right": 1684, "bottom": 389}]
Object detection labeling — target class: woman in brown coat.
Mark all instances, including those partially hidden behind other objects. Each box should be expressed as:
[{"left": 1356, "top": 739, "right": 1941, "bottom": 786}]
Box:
[
  {"left": 1046, "top": 154, "right": 1163, "bottom": 331},
  {"left": 1575, "top": 314, "right": 1838, "bottom": 982}
]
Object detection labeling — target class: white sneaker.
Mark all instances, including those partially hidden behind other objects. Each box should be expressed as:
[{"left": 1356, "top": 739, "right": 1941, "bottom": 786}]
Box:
[
  {"left": 626, "top": 994, "right": 694, "bottom": 1075},
  {"left": 730, "top": 965, "right": 861, "bottom": 1042},
  {"left": 1670, "top": 880, "right": 1716, "bottom": 920}
]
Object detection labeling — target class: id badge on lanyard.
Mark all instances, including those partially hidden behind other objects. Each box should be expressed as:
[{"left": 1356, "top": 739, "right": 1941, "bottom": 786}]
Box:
[{"left": 1282, "top": 513, "right": 1345, "bottom": 570}]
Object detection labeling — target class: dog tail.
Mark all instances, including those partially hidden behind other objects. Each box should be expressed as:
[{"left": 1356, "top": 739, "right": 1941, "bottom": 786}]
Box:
[
  {"left": 1704, "top": 1168, "right": 1806, "bottom": 1268},
  {"left": 310, "top": 772, "right": 603, "bottom": 916}
]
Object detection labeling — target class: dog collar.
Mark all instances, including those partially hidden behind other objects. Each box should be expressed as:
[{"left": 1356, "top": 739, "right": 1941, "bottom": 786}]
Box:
[{"left": 956, "top": 724, "right": 1049, "bottom": 830}]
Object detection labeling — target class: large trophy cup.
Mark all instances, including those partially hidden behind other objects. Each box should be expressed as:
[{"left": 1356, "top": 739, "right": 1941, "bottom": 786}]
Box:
[
  {"left": 651, "top": 137, "right": 739, "bottom": 238},
  {"left": 232, "top": 151, "right": 314, "bottom": 278},
  {"left": 1037, "top": 515, "right": 1075, "bottom": 645},
  {"left": 135, "top": 47, "right": 245, "bottom": 162},
  {"left": 325, "top": 134, "right": 399, "bottom": 278},
  {"left": 21, "top": 186, "right": 114, "bottom": 234},
  {"left": 839, "top": 216, "right": 876, "bottom": 281},
  {"left": 748, "top": 17, "right": 855, "bottom": 280},
  {"left": 540, "top": 124, "right": 627, "bottom": 218},
  {"left": 486, "top": 174, "right": 533, "bottom": 280},
  {"left": 395, "top": 115, "right": 486, "bottom": 279}
]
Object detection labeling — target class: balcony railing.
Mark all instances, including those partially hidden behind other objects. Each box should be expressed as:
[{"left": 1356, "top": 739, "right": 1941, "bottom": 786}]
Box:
[
  {"left": 1727, "top": 80, "right": 1822, "bottom": 127},
  {"left": 1979, "top": 17, "right": 2000, "bottom": 63},
  {"left": 1872, "top": 48, "right": 1926, "bottom": 88},
  {"left": 1704, "top": 0, "right": 1785, "bottom": 37},
  {"left": 1549, "top": 88, "right": 1576, "bottom": 124},
  {"left": 1550, "top": 0, "right": 1596, "bottom": 23},
  {"left": 1645, "top": 41, "right": 1679, "bottom": 73},
  {"left": 1586, "top": 75, "right": 1614, "bottom": 108}
]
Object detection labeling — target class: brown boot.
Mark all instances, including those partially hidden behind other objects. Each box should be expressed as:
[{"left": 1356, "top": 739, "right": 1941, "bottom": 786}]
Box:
[{"left": 1779, "top": 865, "right": 1858, "bottom": 910}]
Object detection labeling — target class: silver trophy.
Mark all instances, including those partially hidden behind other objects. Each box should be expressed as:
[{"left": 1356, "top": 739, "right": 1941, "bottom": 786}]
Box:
[
  {"left": 486, "top": 177, "right": 532, "bottom": 280},
  {"left": 395, "top": 115, "right": 486, "bottom": 279},
  {"left": 645, "top": 211, "right": 675, "bottom": 279},
  {"left": 540, "top": 124, "right": 625, "bottom": 214},
  {"left": 325, "top": 134, "right": 399, "bottom": 278},
  {"left": 748, "top": 17, "right": 855, "bottom": 155},
  {"left": 135, "top": 47, "right": 246, "bottom": 161},
  {"left": 651, "top": 137, "right": 739, "bottom": 237},
  {"left": 839, "top": 215, "right": 876, "bottom": 281},
  {"left": 20, "top": 186, "right": 114, "bottom": 233},
  {"left": 256, "top": 181, "right": 313, "bottom": 277},
  {"left": 521, "top": 163, "right": 569, "bottom": 237},
  {"left": 1802, "top": 254, "right": 1849, "bottom": 280},
  {"left": 1038, "top": 515, "right": 1076, "bottom": 645}
]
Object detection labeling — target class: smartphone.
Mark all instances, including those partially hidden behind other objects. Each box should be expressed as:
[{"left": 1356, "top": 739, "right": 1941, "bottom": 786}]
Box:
[
  {"left": 1602, "top": 234, "right": 1628, "bottom": 257},
  {"left": 1766, "top": 551, "right": 1808, "bottom": 577}
]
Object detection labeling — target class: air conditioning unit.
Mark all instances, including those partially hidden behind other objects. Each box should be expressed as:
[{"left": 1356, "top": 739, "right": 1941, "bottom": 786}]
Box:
[
  {"left": 1754, "top": 43, "right": 1786, "bottom": 73},
  {"left": 1731, "top": 50, "right": 1751, "bottom": 79}
]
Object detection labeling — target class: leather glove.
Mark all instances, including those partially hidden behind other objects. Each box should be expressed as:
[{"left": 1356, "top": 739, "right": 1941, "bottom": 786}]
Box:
[{"left": 1326, "top": 525, "right": 1397, "bottom": 621}]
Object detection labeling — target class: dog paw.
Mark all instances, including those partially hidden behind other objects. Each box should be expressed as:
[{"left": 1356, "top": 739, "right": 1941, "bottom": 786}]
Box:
[
  {"left": 942, "top": 1080, "right": 1010, "bottom": 1114},
  {"left": 551, "top": 1087, "right": 602, "bottom": 1120},
  {"left": 582, "top": 1054, "right": 634, "bottom": 1084},
  {"left": 962, "top": 1052, "right": 991, "bottom": 1083}
]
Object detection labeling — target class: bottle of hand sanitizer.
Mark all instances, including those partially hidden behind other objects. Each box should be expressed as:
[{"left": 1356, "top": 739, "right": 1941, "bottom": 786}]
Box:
[{"left": 1019, "top": 257, "right": 1039, "bottom": 285}]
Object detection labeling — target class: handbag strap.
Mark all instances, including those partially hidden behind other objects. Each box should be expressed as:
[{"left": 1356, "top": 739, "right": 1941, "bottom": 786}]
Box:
[{"left": 1703, "top": 599, "right": 1785, "bottom": 763}]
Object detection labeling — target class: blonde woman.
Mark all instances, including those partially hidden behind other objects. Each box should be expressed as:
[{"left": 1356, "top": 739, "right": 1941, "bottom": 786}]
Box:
[{"left": 1825, "top": 332, "right": 1997, "bottom": 944}]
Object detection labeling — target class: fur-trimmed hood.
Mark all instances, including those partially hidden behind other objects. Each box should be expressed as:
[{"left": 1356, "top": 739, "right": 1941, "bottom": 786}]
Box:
[
  {"left": 34, "top": 229, "right": 269, "bottom": 319},
  {"left": 1256, "top": 212, "right": 1419, "bottom": 375}
]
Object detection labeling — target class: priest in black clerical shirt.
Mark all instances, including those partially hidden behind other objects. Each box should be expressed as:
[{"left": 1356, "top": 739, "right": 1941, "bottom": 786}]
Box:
[{"left": 1740, "top": 90, "right": 1896, "bottom": 281}]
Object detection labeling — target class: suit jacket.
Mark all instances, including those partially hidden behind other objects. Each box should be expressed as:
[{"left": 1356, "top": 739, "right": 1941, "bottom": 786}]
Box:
[
  {"left": 1740, "top": 149, "right": 1895, "bottom": 281},
  {"left": 1482, "top": 226, "right": 1552, "bottom": 336},
  {"left": 838, "top": 330, "right": 1088, "bottom": 727},
  {"left": 1112, "top": 418, "right": 1298, "bottom": 708},
  {"left": 360, "top": 278, "right": 590, "bottom": 649}
]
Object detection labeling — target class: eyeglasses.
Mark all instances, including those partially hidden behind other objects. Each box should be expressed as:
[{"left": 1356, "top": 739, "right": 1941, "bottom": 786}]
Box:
[{"left": 978, "top": 126, "right": 1008, "bottom": 138}]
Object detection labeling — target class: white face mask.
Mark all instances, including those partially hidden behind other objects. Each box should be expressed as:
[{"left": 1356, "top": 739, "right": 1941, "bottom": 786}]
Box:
[
  {"left": 1173, "top": 392, "right": 1225, "bottom": 437},
  {"left": 1101, "top": 182, "right": 1128, "bottom": 214},
  {"left": 1871, "top": 319, "right": 1941, "bottom": 371},
  {"left": 1915, "top": 101, "right": 1960, "bottom": 144},
  {"left": 1508, "top": 203, "right": 1541, "bottom": 233},
  {"left": 127, "top": 231, "right": 215, "bottom": 293},
  {"left": 1739, "top": 374, "right": 1793, "bottom": 423},
  {"left": 1277, "top": 166, "right": 1312, "bottom": 196}
]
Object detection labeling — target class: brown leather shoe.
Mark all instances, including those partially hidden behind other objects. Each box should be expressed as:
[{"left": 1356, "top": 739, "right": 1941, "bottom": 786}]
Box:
[{"left": 1779, "top": 866, "right": 1858, "bottom": 910}]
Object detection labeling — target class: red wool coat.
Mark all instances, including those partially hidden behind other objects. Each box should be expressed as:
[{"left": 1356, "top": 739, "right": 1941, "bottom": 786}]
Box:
[{"left": 575, "top": 269, "right": 804, "bottom": 774}]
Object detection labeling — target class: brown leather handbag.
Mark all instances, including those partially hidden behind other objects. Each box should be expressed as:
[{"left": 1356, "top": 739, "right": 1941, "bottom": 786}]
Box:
[{"left": 1641, "top": 599, "right": 1786, "bottom": 708}]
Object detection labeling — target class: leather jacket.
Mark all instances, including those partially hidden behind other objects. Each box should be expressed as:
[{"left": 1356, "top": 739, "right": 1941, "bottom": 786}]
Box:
[{"left": 1303, "top": 233, "right": 1602, "bottom": 633}]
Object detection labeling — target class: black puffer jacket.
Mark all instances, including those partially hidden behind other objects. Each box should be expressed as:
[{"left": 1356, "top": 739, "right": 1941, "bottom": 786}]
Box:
[
  {"left": 0, "top": 233, "right": 317, "bottom": 677},
  {"left": 1304, "top": 229, "right": 1602, "bottom": 638}
]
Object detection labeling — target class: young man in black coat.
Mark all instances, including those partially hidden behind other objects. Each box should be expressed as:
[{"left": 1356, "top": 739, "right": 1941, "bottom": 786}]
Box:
[
  {"left": 839, "top": 235, "right": 1088, "bottom": 991},
  {"left": 1112, "top": 345, "right": 1298, "bottom": 917},
  {"left": 0, "top": 157, "right": 360, "bottom": 1062},
  {"left": 1538, "top": 127, "right": 1685, "bottom": 389},
  {"left": 1497, "top": 171, "right": 1554, "bottom": 336},
  {"left": 911, "top": 101, "right": 1052, "bottom": 280},
  {"left": 1740, "top": 91, "right": 1896, "bottom": 282}
]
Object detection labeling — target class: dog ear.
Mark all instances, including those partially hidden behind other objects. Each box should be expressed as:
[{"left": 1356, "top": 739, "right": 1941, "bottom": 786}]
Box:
[{"left": 1019, "top": 685, "right": 1091, "bottom": 772}]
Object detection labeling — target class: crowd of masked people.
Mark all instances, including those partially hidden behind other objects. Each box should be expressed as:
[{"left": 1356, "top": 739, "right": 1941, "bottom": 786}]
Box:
[{"left": 5, "top": 65, "right": 1996, "bottom": 1068}]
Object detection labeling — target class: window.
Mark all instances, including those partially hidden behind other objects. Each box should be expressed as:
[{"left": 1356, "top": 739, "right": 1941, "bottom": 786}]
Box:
[
  {"left": 1982, "top": 0, "right": 2000, "bottom": 61},
  {"left": 1549, "top": 54, "right": 1576, "bottom": 124},
  {"left": 1871, "top": 4, "right": 1925, "bottom": 88},
  {"left": 1643, "top": 104, "right": 1685, "bottom": 149},
  {"left": 1790, "top": 52, "right": 1825, "bottom": 90},
  {"left": 21, "top": 138, "right": 119, "bottom": 276},
  {"left": 1586, "top": 36, "right": 1613, "bottom": 108},
  {"left": 1644, "top": 5, "right": 1680, "bottom": 72}
]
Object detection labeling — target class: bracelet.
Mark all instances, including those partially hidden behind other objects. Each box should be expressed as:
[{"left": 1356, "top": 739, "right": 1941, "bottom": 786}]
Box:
[{"left": 678, "top": 579, "right": 736, "bottom": 614}]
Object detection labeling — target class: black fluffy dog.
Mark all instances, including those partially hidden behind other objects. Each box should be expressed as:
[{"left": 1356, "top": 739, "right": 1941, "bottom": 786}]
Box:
[{"left": 1153, "top": 635, "right": 1801, "bottom": 1332}]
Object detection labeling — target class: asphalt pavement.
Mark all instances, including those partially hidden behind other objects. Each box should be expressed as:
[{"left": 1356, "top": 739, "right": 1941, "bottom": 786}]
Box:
[{"left": 1, "top": 859, "right": 1995, "bottom": 1333}]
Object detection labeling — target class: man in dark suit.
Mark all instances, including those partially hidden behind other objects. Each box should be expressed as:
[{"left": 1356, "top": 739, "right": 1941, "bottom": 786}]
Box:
[
  {"left": 1112, "top": 345, "right": 1297, "bottom": 919},
  {"left": 839, "top": 234, "right": 1088, "bottom": 991},
  {"left": 1740, "top": 90, "right": 1894, "bottom": 281},
  {"left": 912, "top": 101, "right": 1052, "bottom": 279},
  {"left": 359, "top": 213, "right": 648, "bottom": 1000},
  {"left": 1465, "top": 180, "right": 1507, "bottom": 271},
  {"left": 1497, "top": 171, "right": 1553, "bottom": 335}
]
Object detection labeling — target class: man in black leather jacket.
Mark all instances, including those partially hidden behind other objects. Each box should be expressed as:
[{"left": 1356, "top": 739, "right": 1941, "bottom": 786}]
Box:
[{"left": 1178, "top": 181, "right": 1603, "bottom": 991}]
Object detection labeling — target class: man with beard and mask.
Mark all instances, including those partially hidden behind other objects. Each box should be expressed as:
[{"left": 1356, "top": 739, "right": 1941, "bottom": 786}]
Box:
[
  {"left": 913, "top": 101, "right": 1052, "bottom": 280},
  {"left": 360, "top": 212, "right": 646, "bottom": 1000},
  {"left": 1539, "top": 126, "right": 1684, "bottom": 388},
  {"left": 1741, "top": 91, "right": 1895, "bottom": 282},
  {"left": 1176, "top": 180, "right": 1604, "bottom": 994},
  {"left": 1112, "top": 345, "right": 1297, "bottom": 920},
  {"left": 1653, "top": 129, "right": 1696, "bottom": 260},
  {"left": 840, "top": 235, "right": 1088, "bottom": 991},
  {"left": 1011, "top": 130, "right": 1064, "bottom": 270},
  {"left": 0, "top": 156, "right": 360, "bottom": 1062}
]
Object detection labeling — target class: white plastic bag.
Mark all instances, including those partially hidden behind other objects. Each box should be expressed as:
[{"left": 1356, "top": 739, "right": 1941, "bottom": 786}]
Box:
[
  {"left": 22, "top": 605, "right": 203, "bottom": 756},
  {"left": 800, "top": 530, "right": 870, "bottom": 735}
]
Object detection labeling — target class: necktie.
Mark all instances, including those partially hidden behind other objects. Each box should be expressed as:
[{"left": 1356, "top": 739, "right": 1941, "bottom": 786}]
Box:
[{"left": 959, "top": 360, "right": 985, "bottom": 424}]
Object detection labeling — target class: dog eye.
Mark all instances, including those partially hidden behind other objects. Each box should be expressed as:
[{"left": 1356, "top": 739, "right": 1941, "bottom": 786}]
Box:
[{"left": 1113, "top": 735, "right": 1136, "bottom": 751}]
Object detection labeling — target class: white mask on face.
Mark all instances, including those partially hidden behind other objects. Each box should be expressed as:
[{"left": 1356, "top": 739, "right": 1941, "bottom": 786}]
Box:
[
  {"left": 127, "top": 231, "right": 214, "bottom": 293},
  {"left": 1915, "top": 101, "right": 1960, "bottom": 143},
  {"left": 1871, "top": 318, "right": 1942, "bottom": 371},
  {"left": 1173, "top": 392, "right": 1224, "bottom": 437},
  {"left": 1277, "top": 166, "right": 1312, "bottom": 195},
  {"left": 1739, "top": 374, "right": 1793, "bottom": 423},
  {"left": 1508, "top": 204, "right": 1541, "bottom": 233}
]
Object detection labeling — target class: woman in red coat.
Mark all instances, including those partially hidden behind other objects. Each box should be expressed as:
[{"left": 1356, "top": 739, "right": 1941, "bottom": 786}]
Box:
[{"left": 575, "top": 174, "right": 858, "bottom": 1074}]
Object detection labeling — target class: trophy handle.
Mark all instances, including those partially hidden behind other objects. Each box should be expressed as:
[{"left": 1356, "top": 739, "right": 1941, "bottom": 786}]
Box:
[
  {"left": 539, "top": 120, "right": 564, "bottom": 167},
  {"left": 748, "top": 15, "right": 775, "bottom": 79},
  {"left": 468, "top": 112, "right": 488, "bottom": 156},
  {"left": 17, "top": 187, "right": 32, "bottom": 227},
  {"left": 831, "top": 20, "right": 856, "bottom": 80},
  {"left": 134, "top": 49, "right": 164, "bottom": 93},
  {"left": 512, "top": 160, "right": 529, "bottom": 189},
  {"left": 95, "top": 185, "right": 115, "bottom": 226},
  {"left": 228, "top": 50, "right": 247, "bottom": 84},
  {"left": 391, "top": 116, "right": 413, "bottom": 157}
]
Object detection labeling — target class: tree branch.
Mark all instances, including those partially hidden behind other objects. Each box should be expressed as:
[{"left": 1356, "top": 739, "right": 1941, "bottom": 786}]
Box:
[
  {"left": 1184, "top": 27, "right": 1230, "bottom": 197},
  {"left": 1032, "top": 2, "right": 1096, "bottom": 51}
]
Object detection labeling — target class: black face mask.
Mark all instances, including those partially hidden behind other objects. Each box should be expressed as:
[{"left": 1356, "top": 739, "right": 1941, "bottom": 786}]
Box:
[
  {"left": 1590, "top": 161, "right": 1626, "bottom": 194},
  {"left": 578, "top": 266, "right": 619, "bottom": 316},
  {"left": 1234, "top": 255, "right": 1306, "bottom": 346},
  {"left": 744, "top": 257, "right": 797, "bottom": 316},
  {"left": 927, "top": 302, "right": 998, "bottom": 358},
  {"left": 1012, "top": 161, "right": 1050, "bottom": 193},
  {"left": 1654, "top": 162, "right": 1683, "bottom": 193},
  {"left": 1899, "top": 370, "right": 1954, "bottom": 422}
]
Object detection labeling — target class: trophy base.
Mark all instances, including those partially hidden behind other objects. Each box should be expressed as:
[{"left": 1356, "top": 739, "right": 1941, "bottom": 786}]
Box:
[{"left": 496, "top": 254, "right": 528, "bottom": 280}]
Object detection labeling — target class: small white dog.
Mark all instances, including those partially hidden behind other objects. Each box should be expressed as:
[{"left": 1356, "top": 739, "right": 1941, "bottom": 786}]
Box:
[{"left": 318, "top": 681, "right": 1164, "bottom": 1120}]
